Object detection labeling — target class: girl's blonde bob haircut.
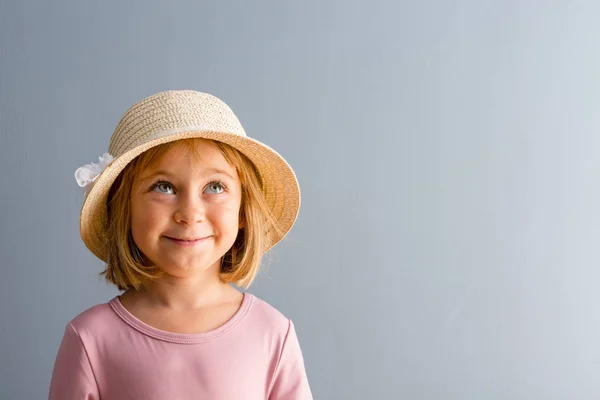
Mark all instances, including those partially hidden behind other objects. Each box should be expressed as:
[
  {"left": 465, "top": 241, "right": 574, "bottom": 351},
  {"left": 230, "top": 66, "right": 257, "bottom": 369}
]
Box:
[{"left": 102, "top": 138, "right": 283, "bottom": 291}]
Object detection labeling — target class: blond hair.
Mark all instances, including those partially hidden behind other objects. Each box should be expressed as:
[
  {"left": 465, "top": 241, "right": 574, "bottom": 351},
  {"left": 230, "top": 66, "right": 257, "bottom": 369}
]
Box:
[{"left": 103, "top": 138, "right": 283, "bottom": 291}]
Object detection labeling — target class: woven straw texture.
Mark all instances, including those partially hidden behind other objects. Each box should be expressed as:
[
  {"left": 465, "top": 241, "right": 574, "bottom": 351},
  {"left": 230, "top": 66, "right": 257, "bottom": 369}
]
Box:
[{"left": 79, "top": 90, "right": 300, "bottom": 261}]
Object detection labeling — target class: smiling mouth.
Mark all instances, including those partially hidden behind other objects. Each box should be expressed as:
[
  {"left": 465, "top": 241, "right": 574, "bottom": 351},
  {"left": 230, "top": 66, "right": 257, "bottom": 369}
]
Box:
[{"left": 164, "top": 236, "right": 211, "bottom": 244}]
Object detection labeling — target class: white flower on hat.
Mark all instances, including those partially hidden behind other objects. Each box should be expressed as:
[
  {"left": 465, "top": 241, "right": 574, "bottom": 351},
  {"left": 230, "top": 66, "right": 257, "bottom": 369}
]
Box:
[{"left": 74, "top": 153, "right": 114, "bottom": 190}]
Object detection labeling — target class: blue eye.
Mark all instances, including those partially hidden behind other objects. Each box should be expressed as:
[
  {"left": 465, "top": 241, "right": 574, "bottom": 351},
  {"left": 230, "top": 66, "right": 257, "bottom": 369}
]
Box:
[
  {"left": 152, "top": 181, "right": 175, "bottom": 194},
  {"left": 205, "top": 181, "right": 226, "bottom": 194}
]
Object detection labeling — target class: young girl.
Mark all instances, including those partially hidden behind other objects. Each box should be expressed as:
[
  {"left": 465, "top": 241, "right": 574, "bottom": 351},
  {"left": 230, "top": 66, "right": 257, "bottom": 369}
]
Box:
[{"left": 49, "top": 90, "right": 313, "bottom": 399}]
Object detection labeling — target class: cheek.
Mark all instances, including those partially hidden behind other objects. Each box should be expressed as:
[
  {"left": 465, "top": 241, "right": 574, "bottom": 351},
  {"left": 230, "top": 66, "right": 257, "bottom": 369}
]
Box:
[
  {"left": 211, "top": 201, "right": 241, "bottom": 232},
  {"left": 131, "top": 199, "right": 167, "bottom": 241},
  {"left": 215, "top": 208, "right": 239, "bottom": 230},
  {"left": 130, "top": 202, "right": 147, "bottom": 246}
]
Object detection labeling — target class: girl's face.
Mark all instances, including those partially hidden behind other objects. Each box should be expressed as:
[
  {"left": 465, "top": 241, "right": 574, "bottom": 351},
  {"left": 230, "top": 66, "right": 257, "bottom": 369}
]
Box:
[{"left": 130, "top": 140, "right": 242, "bottom": 279}]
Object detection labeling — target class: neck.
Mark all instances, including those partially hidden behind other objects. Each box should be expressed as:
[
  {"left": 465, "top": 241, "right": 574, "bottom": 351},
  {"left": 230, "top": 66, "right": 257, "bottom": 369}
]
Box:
[{"left": 133, "top": 270, "right": 231, "bottom": 311}]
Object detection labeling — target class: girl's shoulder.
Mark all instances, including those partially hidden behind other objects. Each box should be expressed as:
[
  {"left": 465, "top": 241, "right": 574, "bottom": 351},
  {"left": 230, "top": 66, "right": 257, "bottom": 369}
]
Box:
[
  {"left": 66, "top": 297, "right": 122, "bottom": 335},
  {"left": 244, "top": 293, "right": 294, "bottom": 334}
]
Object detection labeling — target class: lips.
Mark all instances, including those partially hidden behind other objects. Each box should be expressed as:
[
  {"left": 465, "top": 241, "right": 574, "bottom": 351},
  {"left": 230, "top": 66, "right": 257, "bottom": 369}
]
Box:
[{"left": 165, "top": 235, "right": 210, "bottom": 241}]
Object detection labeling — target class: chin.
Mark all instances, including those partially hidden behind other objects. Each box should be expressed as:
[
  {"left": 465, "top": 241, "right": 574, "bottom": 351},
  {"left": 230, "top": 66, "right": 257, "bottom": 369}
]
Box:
[{"left": 154, "top": 257, "right": 220, "bottom": 275}]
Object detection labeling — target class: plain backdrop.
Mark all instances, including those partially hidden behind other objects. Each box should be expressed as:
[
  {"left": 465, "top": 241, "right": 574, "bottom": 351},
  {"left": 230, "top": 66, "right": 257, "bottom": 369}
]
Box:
[{"left": 2, "top": 1, "right": 600, "bottom": 399}]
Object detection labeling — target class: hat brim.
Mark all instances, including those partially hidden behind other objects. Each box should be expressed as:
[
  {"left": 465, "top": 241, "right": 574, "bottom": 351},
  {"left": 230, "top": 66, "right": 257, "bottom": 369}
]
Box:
[{"left": 79, "top": 129, "right": 300, "bottom": 262}]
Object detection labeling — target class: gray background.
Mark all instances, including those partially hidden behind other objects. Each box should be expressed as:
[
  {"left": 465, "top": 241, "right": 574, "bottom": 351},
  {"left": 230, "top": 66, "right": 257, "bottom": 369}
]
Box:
[{"left": 2, "top": 0, "right": 600, "bottom": 399}]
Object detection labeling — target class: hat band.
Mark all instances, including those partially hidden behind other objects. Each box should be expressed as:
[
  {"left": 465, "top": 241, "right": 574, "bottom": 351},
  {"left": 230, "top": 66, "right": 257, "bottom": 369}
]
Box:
[{"left": 114, "top": 124, "right": 243, "bottom": 157}]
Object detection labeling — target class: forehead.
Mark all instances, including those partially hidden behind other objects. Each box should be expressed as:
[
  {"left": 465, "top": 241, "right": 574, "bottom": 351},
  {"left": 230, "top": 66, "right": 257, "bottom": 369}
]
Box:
[{"left": 140, "top": 139, "right": 238, "bottom": 178}]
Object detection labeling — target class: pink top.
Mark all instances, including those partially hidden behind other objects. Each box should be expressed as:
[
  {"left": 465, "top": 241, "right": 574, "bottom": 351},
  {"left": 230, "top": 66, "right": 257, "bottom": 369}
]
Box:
[{"left": 49, "top": 293, "right": 312, "bottom": 399}]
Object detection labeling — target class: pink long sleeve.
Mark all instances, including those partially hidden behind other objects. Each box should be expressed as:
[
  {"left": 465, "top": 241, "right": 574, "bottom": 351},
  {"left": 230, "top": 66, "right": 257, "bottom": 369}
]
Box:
[
  {"left": 268, "top": 320, "right": 313, "bottom": 399},
  {"left": 49, "top": 323, "right": 99, "bottom": 400}
]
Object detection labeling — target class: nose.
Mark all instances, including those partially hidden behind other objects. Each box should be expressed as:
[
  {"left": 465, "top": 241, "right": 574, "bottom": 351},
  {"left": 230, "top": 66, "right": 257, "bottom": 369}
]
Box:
[{"left": 173, "top": 192, "right": 206, "bottom": 225}]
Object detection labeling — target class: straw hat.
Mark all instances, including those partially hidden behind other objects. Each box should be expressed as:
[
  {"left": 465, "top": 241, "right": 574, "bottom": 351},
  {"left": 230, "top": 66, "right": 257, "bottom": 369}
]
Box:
[{"left": 75, "top": 90, "right": 300, "bottom": 262}]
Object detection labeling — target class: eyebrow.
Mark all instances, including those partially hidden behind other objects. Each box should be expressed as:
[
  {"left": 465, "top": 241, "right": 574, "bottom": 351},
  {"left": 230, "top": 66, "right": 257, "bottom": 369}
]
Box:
[{"left": 141, "top": 168, "right": 236, "bottom": 181}]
